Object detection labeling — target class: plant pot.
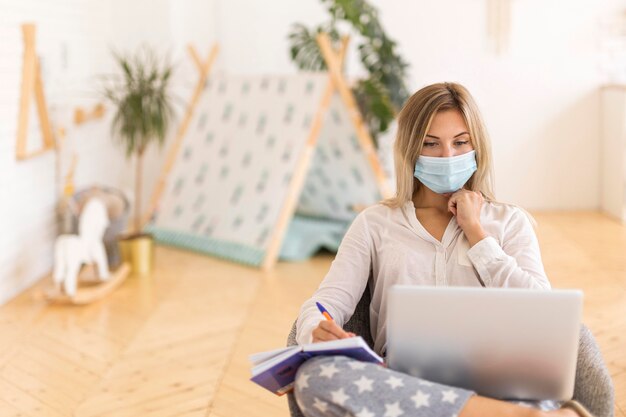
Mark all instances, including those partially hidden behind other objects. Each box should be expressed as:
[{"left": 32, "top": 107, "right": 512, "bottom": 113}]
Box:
[{"left": 118, "top": 233, "right": 154, "bottom": 276}]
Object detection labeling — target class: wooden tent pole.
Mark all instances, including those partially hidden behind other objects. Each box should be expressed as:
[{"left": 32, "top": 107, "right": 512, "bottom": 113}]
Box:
[
  {"left": 316, "top": 32, "right": 392, "bottom": 199},
  {"left": 260, "top": 37, "right": 351, "bottom": 270},
  {"left": 143, "top": 43, "right": 219, "bottom": 227},
  {"left": 188, "top": 45, "right": 206, "bottom": 75}
]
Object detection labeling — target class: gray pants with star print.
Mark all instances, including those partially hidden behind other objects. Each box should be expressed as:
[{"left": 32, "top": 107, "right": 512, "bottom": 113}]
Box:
[{"left": 294, "top": 356, "right": 475, "bottom": 417}]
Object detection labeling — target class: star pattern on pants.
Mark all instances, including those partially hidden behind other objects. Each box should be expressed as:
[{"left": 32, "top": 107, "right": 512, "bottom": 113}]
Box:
[
  {"left": 442, "top": 389, "right": 459, "bottom": 404},
  {"left": 295, "top": 395, "right": 308, "bottom": 415},
  {"left": 355, "top": 406, "right": 376, "bottom": 417},
  {"left": 384, "top": 401, "right": 404, "bottom": 417},
  {"left": 297, "top": 372, "right": 310, "bottom": 390},
  {"left": 384, "top": 376, "right": 404, "bottom": 389},
  {"left": 295, "top": 357, "right": 472, "bottom": 417},
  {"left": 411, "top": 389, "right": 431, "bottom": 409},
  {"left": 319, "top": 362, "right": 340, "bottom": 379},
  {"left": 353, "top": 375, "right": 374, "bottom": 393},
  {"left": 313, "top": 397, "right": 329, "bottom": 413},
  {"left": 331, "top": 387, "right": 350, "bottom": 406}
]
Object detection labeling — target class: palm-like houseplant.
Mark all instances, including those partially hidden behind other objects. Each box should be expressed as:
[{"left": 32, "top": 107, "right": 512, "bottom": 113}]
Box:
[
  {"left": 102, "top": 47, "right": 175, "bottom": 273},
  {"left": 103, "top": 47, "right": 175, "bottom": 233},
  {"left": 288, "top": 0, "right": 409, "bottom": 144}
]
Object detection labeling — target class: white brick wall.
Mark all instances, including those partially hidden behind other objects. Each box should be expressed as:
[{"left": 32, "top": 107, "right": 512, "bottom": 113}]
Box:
[
  {"left": 0, "top": 0, "right": 126, "bottom": 305},
  {"left": 0, "top": 0, "right": 218, "bottom": 305}
]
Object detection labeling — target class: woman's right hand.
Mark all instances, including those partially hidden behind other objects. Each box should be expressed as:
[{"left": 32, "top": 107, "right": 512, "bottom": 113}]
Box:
[{"left": 312, "top": 320, "right": 356, "bottom": 343}]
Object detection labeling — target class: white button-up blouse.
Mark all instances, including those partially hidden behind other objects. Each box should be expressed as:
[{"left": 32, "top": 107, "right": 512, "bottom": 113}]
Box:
[{"left": 296, "top": 200, "right": 551, "bottom": 356}]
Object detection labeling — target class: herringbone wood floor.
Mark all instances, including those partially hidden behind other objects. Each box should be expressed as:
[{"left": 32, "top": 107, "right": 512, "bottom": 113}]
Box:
[{"left": 0, "top": 211, "right": 624, "bottom": 416}]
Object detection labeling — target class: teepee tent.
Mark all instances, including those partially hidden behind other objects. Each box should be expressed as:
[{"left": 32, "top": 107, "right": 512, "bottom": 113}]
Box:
[{"left": 145, "top": 34, "right": 392, "bottom": 270}]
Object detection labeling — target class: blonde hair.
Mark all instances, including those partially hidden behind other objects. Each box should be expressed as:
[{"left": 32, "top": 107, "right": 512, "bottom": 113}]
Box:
[
  {"left": 384, "top": 82, "right": 496, "bottom": 208},
  {"left": 383, "top": 82, "right": 537, "bottom": 228}
]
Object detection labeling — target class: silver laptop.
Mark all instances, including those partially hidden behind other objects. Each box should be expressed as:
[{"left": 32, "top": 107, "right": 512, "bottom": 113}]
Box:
[{"left": 386, "top": 286, "right": 582, "bottom": 401}]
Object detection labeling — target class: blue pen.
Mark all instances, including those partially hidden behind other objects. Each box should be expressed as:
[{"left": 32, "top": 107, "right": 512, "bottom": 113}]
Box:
[{"left": 316, "top": 302, "right": 333, "bottom": 321}]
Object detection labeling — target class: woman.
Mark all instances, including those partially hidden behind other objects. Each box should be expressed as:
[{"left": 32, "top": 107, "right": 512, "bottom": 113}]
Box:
[{"left": 294, "top": 83, "right": 594, "bottom": 417}]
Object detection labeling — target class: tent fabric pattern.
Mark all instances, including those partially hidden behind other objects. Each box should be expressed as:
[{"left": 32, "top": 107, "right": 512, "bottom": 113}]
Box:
[
  {"left": 147, "top": 71, "right": 383, "bottom": 267},
  {"left": 297, "top": 93, "right": 382, "bottom": 222}
]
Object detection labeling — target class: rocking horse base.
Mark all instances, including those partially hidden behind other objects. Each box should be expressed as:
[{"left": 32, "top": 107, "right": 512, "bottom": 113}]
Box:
[{"left": 42, "top": 262, "right": 131, "bottom": 305}]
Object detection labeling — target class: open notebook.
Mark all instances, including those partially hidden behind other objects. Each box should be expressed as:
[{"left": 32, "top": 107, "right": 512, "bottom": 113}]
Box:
[{"left": 249, "top": 336, "right": 383, "bottom": 395}]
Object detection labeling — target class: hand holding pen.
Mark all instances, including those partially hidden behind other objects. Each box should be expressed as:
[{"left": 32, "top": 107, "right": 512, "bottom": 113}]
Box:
[{"left": 311, "top": 302, "right": 357, "bottom": 343}]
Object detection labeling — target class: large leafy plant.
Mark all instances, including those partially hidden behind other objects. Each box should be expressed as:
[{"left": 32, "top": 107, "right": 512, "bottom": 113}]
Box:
[
  {"left": 288, "top": 0, "right": 409, "bottom": 143},
  {"left": 102, "top": 47, "right": 175, "bottom": 233}
]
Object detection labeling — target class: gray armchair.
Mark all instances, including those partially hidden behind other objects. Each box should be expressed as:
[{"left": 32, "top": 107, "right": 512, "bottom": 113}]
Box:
[{"left": 286, "top": 287, "right": 614, "bottom": 417}]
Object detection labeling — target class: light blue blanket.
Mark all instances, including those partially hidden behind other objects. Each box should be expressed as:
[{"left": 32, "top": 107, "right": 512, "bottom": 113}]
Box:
[{"left": 279, "top": 215, "right": 351, "bottom": 261}]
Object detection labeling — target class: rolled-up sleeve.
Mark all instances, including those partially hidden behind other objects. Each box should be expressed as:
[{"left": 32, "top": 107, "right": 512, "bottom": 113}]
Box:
[
  {"left": 466, "top": 208, "right": 551, "bottom": 289},
  {"left": 295, "top": 211, "right": 373, "bottom": 345}
]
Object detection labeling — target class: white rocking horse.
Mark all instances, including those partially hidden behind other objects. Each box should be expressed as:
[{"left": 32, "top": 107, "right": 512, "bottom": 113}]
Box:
[{"left": 53, "top": 198, "right": 111, "bottom": 296}]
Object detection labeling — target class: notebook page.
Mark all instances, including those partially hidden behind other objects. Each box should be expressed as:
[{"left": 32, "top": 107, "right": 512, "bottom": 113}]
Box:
[
  {"left": 304, "top": 336, "right": 382, "bottom": 362},
  {"left": 249, "top": 346, "right": 294, "bottom": 366},
  {"left": 251, "top": 346, "right": 301, "bottom": 376}
]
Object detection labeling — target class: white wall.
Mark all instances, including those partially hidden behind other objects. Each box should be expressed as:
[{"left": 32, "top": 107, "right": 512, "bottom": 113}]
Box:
[
  {"left": 375, "top": 0, "right": 613, "bottom": 210},
  {"left": 0, "top": 0, "right": 121, "bottom": 305},
  {"left": 214, "top": 0, "right": 625, "bottom": 210}
]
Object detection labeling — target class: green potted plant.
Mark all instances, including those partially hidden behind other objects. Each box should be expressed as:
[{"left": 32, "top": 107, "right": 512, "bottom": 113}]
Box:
[
  {"left": 288, "top": 0, "right": 409, "bottom": 144},
  {"left": 102, "top": 46, "right": 175, "bottom": 275}
]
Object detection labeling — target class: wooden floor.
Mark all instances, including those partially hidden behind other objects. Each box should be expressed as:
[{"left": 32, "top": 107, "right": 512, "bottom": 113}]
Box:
[{"left": 0, "top": 211, "right": 624, "bottom": 417}]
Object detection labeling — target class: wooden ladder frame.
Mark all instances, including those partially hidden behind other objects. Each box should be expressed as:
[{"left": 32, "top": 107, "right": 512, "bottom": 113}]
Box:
[{"left": 16, "top": 23, "right": 56, "bottom": 160}]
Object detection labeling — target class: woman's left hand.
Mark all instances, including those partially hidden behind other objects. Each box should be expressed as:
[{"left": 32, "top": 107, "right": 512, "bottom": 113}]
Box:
[{"left": 448, "top": 189, "right": 488, "bottom": 246}]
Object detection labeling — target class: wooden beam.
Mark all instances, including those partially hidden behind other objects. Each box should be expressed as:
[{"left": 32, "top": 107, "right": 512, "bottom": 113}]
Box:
[
  {"left": 33, "top": 59, "right": 54, "bottom": 149},
  {"left": 16, "top": 24, "right": 37, "bottom": 159},
  {"left": 187, "top": 45, "right": 205, "bottom": 76},
  {"left": 16, "top": 23, "right": 56, "bottom": 160}
]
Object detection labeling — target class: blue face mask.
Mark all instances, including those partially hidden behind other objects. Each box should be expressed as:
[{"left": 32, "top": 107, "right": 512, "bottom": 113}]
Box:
[{"left": 414, "top": 150, "right": 477, "bottom": 194}]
